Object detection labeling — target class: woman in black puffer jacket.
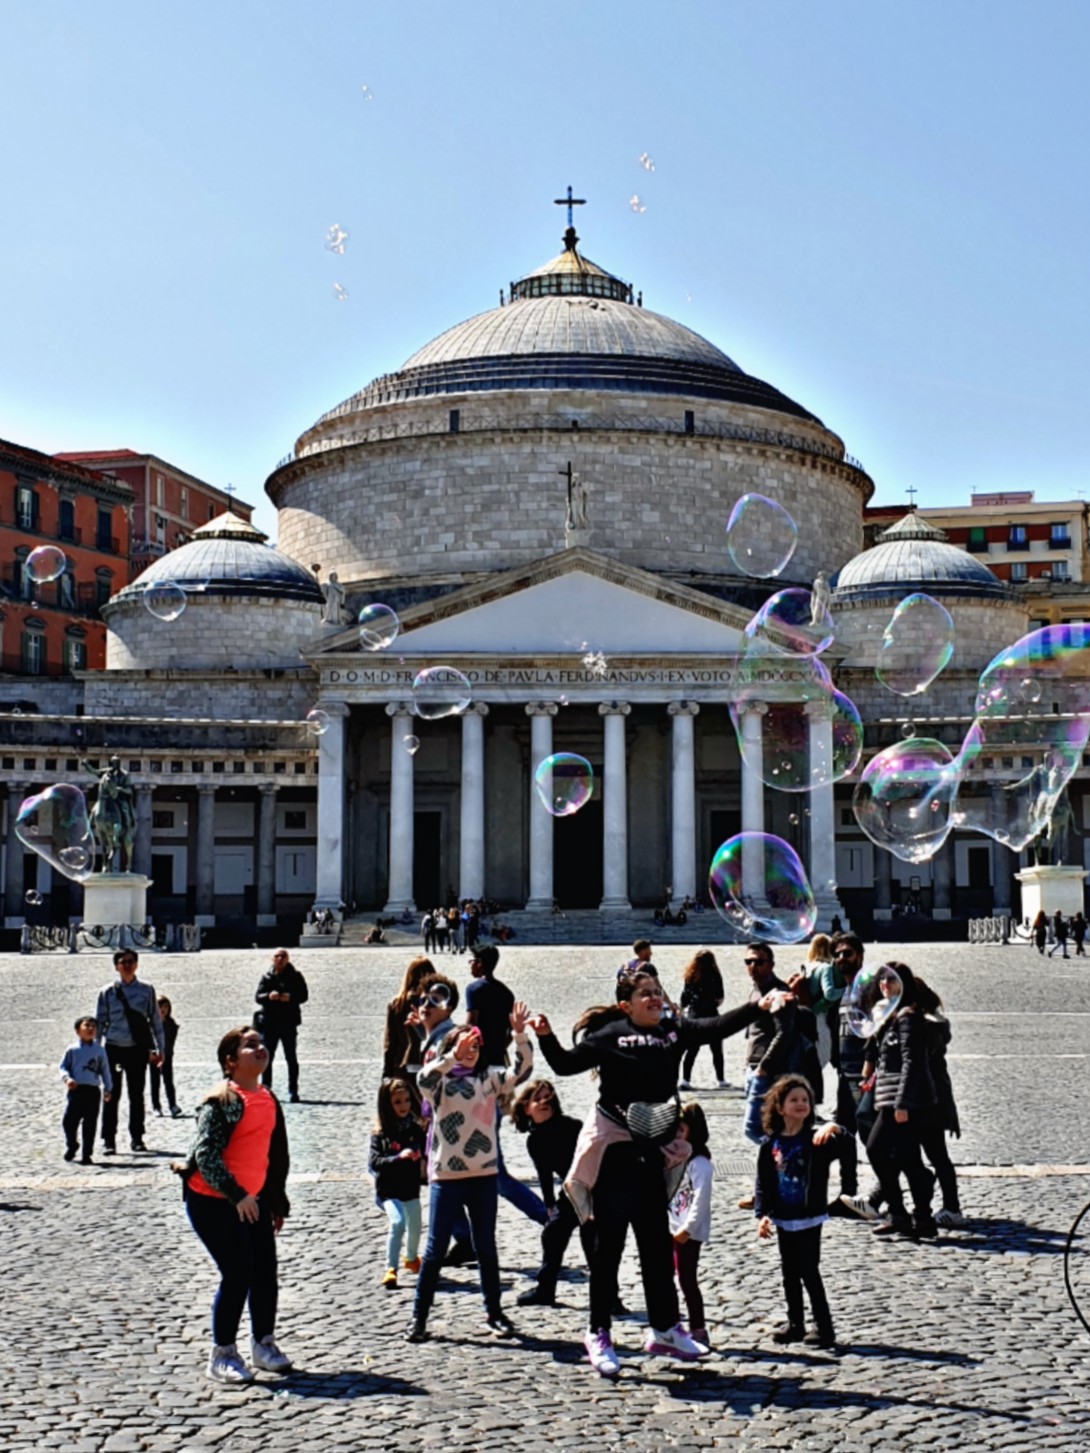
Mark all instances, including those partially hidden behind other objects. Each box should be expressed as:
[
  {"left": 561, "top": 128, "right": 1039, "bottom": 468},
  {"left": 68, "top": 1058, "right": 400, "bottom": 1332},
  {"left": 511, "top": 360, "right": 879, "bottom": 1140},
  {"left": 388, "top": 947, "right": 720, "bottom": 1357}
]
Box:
[{"left": 862, "top": 962, "right": 937, "bottom": 1240}]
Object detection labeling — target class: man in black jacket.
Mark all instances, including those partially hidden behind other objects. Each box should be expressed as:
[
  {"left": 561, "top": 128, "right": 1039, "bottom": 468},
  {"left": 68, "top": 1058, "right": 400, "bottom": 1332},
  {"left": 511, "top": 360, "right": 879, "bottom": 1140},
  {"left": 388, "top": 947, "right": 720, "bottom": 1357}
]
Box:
[{"left": 255, "top": 950, "right": 309, "bottom": 1103}]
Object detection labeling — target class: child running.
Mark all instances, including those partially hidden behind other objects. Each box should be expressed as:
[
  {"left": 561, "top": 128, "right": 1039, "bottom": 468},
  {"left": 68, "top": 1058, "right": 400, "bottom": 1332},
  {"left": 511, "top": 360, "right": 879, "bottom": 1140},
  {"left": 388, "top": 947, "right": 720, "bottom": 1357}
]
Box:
[
  {"left": 59, "top": 1016, "right": 112, "bottom": 1164},
  {"left": 668, "top": 1101, "right": 714, "bottom": 1350},
  {"left": 405, "top": 1005, "right": 533, "bottom": 1343},
  {"left": 370, "top": 1077, "right": 427, "bottom": 1289},
  {"left": 176, "top": 1025, "right": 293, "bottom": 1384},
  {"left": 755, "top": 1073, "right": 851, "bottom": 1350}
]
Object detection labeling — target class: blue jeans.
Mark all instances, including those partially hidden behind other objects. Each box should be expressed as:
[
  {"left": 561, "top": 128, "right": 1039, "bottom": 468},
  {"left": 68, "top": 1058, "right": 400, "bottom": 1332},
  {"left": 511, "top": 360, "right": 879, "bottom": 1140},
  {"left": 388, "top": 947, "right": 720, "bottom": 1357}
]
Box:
[
  {"left": 743, "top": 1068, "right": 771, "bottom": 1145},
  {"left": 413, "top": 1177, "right": 502, "bottom": 1323},
  {"left": 382, "top": 1197, "right": 422, "bottom": 1267},
  {"left": 495, "top": 1105, "right": 548, "bottom": 1225}
]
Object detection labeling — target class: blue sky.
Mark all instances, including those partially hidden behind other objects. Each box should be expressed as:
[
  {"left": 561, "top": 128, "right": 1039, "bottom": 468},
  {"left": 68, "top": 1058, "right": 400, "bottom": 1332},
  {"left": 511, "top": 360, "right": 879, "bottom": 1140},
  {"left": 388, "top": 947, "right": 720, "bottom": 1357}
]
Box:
[{"left": 2, "top": 0, "right": 1088, "bottom": 542}]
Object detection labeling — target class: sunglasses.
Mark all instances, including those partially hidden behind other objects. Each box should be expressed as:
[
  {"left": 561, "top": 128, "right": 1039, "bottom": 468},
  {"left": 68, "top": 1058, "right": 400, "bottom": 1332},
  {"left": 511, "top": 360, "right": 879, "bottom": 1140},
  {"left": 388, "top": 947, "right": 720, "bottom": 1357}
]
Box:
[
  {"left": 743, "top": 957, "right": 769, "bottom": 967},
  {"left": 833, "top": 950, "right": 856, "bottom": 959}
]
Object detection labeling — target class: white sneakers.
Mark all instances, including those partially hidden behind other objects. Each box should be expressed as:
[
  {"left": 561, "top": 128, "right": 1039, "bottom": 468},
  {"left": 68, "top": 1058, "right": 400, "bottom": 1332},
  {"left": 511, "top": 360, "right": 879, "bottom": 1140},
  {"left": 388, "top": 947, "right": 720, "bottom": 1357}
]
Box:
[
  {"left": 644, "top": 1323, "right": 708, "bottom": 1361},
  {"left": 934, "top": 1208, "right": 966, "bottom": 1228},
  {"left": 206, "top": 1337, "right": 292, "bottom": 1383},
  {"left": 584, "top": 1329, "right": 621, "bottom": 1378},
  {"left": 207, "top": 1344, "right": 254, "bottom": 1384}
]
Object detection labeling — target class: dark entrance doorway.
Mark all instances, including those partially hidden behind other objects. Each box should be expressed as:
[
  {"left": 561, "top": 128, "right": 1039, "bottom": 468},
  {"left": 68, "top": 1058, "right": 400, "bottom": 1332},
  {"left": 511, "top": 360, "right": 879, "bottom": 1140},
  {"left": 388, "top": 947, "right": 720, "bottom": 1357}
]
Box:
[
  {"left": 553, "top": 800, "right": 603, "bottom": 908},
  {"left": 413, "top": 811, "right": 441, "bottom": 909}
]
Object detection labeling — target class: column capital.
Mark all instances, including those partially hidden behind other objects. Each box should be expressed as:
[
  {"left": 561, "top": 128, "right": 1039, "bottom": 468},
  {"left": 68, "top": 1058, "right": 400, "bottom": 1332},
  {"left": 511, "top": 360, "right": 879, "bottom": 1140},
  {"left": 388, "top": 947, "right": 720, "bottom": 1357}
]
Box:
[
  {"left": 463, "top": 702, "right": 490, "bottom": 718},
  {"left": 196, "top": 783, "right": 217, "bottom": 797},
  {"left": 135, "top": 783, "right": 154, "bottom": 798},
  {"left": 739, "top": 700, "right": 769, "bottom": 718},
  {"left": 259, "top": 782, "right": 281, "bottom": 796},
  {"left": 803, "top": 698, "right": 836, "bottom": 721},
  {"left": 385, "top": 701, "right": 415, "bottom": 719},
  {"left": 525, "top": 702, "right": 559, "bottom": 718},
  {"left": 318, "top": 699, "right": 352, "bottom": 718},
  {"left": 667, "top": 700, "right": 700, "bottom": 719},
  {"left": 598, "top": 701, "right": 632, "bottom": 717}
]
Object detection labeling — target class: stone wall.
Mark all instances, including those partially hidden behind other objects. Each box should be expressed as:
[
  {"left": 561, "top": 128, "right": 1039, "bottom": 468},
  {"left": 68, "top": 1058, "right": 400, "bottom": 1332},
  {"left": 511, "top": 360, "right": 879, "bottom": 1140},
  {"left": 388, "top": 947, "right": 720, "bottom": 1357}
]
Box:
[
  {"left": 83, "top": 669, "right": 319, "bottom": 723},
  {"left": 104, "top": 594, "right": 326, "bottom": 673}
]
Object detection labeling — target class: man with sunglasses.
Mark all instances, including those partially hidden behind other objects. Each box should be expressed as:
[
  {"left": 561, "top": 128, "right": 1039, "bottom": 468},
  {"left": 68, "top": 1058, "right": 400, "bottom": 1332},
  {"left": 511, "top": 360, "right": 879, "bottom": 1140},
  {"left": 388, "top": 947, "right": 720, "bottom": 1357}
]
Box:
[
  {"left": 739, "top": 943, "right": 792, "bottom": 1154},
  {"left": 95, "top": 949, "right": 165, "bottom": 1154}
]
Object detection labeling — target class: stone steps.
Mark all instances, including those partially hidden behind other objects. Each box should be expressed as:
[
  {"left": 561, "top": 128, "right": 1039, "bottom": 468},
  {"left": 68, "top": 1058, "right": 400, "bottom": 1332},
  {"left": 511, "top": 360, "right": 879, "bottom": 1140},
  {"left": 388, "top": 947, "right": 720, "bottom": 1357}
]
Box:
[{"left": 338, "top": 907, "right": 748, "bottom": 949}]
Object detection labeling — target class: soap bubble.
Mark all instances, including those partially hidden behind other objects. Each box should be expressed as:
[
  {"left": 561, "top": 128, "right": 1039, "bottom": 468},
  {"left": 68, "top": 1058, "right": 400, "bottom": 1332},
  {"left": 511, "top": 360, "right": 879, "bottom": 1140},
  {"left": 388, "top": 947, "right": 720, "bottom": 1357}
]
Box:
[
  {"left": 403, "top": 735, "right": 420, "bottom": 756},
  {"left": 901, "top": 721, "right": 916, "bottom": 740},
  {"left": 1021, "top": 678, "right": 1042, "bottom": 704},
  {"left": 25, "top": 545, "right": 67, "bottom": 585},
  {"left": 842, "top": 963, "right": 903, "bottom": 1038},
  {"left": 333, "top": 283, "right": 349, "bottom": 301},
  {"left": 629, "top": 195, "right": 647, "bottom": 213},
  {"left": 15, "top": 784, "right": 95, "bottom": 882},
  {"left": 304, "top": 708, "right": 331, "bottom": 736},
  {"left": 708, "top": 832, "right": 816, "bottom": 944},
  {"left": 852, "top": 738, "right": 959, "bottom": 864},
  {"left": 412, "top": 666, "right": 472, "bottom": 720},
  {"left": 325, "top": 224, "right": 349, "bottom": 254},
  {"left": 638, "top": 152, "right": 655, "bottom": 172},
  {"left": 744, "top": 588, "right": 834, "bottom": 658},
  {"left": 143, "top": 582, "right": 186, "bottom": 622},
  {"left": 876, "top": 594, "right": 955, "bottom": 696},
  {"left": 24, "top": 889, "right": 42, "bottom": 906},
  {"left": 725, "top": 494, "right": 798, "bottom": 578},
  {"left": 360, "top": 84, "right": 374, "bottom": 101},
  {"left": 358, "top": 603, "right": 400, "bottom": 651},
  {"left": 730, "top": 658, "right": 863, "bottom": 793},
  {"left": 534, "top": 753, "right": 593, "bottom": 817}
]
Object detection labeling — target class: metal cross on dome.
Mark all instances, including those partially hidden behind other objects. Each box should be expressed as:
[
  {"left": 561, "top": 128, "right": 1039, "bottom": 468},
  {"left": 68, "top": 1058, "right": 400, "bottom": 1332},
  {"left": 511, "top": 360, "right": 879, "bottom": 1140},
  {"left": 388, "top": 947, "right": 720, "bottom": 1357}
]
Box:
[
  {"left": 553, "top": 185, "right": 586, "bottom": 229},
  {"left": 906, "top": 484, "right": 918, "bottom": 507}
]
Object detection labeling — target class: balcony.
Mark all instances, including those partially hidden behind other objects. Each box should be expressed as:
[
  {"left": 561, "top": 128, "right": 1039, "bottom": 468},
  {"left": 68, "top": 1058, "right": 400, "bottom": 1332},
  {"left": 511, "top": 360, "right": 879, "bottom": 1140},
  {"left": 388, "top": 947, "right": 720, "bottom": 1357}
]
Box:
[
  {"left": 0, "top": 570, "right": 110, "bottom": 618},
  {"left": 1050, "top": 536, "right": 1072, "bottom": 550},
  {"left": 0, "top": 509, "right": 122, "bottom": 556},
  {"left": 966, "top": 538, "right": 990, "bottom": 553},
  {"left": 1005, "top": 537, "right": 1028, "bottom": 551}
]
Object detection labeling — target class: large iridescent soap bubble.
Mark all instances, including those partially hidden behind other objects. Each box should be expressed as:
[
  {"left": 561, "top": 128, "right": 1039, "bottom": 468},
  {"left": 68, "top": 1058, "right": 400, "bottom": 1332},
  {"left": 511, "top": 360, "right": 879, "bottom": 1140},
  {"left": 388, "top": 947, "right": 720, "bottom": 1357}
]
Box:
[
  {"left": 358, "top": 603, "right": 400, "bottom": 652},
  {"left": 534, "top": 753, "right": 593, "bottom": 817},
  {"left": 725, "top": 494, "right": 798, "bottom": 578},
  {"left": 730, "top": 658, "right": 863, "bottom": 793},
  {"left": 842, "top": 963, "right": 903, "bottom": 1039},
  {"left": 144, "top": 581, "right": 186, "bottom": 622},
  {"left": 876, "top": 594, "right": 954, "bottom": 697},
  {"left": 25, "top": 545, "right": 67, "bottom": 585},
  {"left": 744, "top": 588, "right": 835, "bottom": 659},
  {"left": 412, "top": 666, "right": 472, "bottom": 720},
  {"left": 15, "top": 784, "right": 95, "bottom": 882},
  {"left": 852, "top": 738, "right": 959, "bottom": 864},
  {"left": 708, "top": 832, "right": 816, "bottom": 944}
]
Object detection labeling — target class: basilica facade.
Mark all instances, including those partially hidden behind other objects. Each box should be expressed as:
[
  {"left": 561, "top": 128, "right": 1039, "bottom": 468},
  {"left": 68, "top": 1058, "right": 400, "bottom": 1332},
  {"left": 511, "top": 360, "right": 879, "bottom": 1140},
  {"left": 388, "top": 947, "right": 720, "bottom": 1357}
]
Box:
[{"left": 1, "top": 216, "right": 1058, "bottom": 939}]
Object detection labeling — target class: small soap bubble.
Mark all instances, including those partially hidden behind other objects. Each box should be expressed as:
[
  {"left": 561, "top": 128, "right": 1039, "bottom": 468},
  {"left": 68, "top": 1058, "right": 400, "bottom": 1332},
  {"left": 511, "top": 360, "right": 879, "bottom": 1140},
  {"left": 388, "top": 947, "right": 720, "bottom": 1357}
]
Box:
[
  {"left": 843, "top": 964, "right": 903, "bottom": 1039},
  {"left": 333, "top": 283, "right": 349, "bottom": 301},
  {"left": 403, "top": 735, "right": 420, "bottom": 756},
  {"left": 876, "top": 594, "right": 955, "bottom": 697},
  {"left": 638, "top": 152, "right": 655, "bottom": 172},
  {"left": 143, "top": 581, "right": 186, "bottom": 622},
  {"left": 15, "top": 784, "right": 95, "bottom": 882},
  {"left": 1021, "top": 678, "right": 1042, "bottom": 704},
  {"left": 358, "top": 603, "right": 400, "bottom": 651},
  {"left": 629, "top": 194, "right": 647, "bottom": 214},
  {"left": 708, "top": 832, "right": 816, "bottom": 944},
  {"left": 25, "top": 545, "right": 67, "bottom": 585},
  {"left": 901, "top": 721, "right": 916, "bottom": 740},
  {"left": 412, "top": 666, "right": 472, "bottom": 720},
  {"left": 24, "top": 889, "right": 42, "bottom": 906},
  {"left": 304, "top": 708, "right": 331, "bottom": 736},
  {"left": 325, "top": 224, "right": 349, "bottom": 255},
  {"left": 534, "top": 753, "right": 593, "bottom": 817},
  {"left": 725, "top": 494, "right": 798, "bottom": 578},
  {"left": 788, "top": 813, "right": 799, "bottom": 825},
  {"left": 558, "top": 694, "right": 569, "bottom": 706},
  {"left": 360, "top": 84, "right": 374, "bottom": 101},
  {"left": 851, "top": 738, "right": 958, "bottom": 864}
]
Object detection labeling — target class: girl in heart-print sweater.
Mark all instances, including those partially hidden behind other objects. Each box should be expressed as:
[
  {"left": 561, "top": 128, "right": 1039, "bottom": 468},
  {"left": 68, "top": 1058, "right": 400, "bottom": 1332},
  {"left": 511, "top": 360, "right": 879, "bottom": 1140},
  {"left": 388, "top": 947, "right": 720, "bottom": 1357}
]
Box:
[{"left": 407, "top": 1007, "right": 534, "bottom": 1341}]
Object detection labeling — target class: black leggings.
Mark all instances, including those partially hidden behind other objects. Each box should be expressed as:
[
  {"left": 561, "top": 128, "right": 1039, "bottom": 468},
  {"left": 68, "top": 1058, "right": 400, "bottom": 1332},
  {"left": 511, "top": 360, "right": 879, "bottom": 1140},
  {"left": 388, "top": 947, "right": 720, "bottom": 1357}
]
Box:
[
  {"left": 776, "top": 1225, "right": 832, "bottom": 1333},
  {"left": 186, "top": 1190, "right": 278, "bottom": 1346},
  {"left": 536, "top": 1190, "right": 595, "bottom": 1298},
  {"left": 681, "top": 1039, "right": 724, "bottom": 1083},
  {"left": 589, "top": 1143, "right": 678, "bottom": 1334},
  {"left": 918, "top": 1124, "right": 960, "bottom": 1213},
  {"left": 866, "top": 1107, "right": 934, "bottom": 1219}
]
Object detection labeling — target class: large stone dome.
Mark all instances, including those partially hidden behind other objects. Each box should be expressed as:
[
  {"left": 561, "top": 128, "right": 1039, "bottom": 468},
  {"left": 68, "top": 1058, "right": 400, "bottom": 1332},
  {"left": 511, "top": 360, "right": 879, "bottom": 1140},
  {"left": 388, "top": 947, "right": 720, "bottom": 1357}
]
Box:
[{"left": 834, "top": 512, "right": 1014, "bottom": 602}]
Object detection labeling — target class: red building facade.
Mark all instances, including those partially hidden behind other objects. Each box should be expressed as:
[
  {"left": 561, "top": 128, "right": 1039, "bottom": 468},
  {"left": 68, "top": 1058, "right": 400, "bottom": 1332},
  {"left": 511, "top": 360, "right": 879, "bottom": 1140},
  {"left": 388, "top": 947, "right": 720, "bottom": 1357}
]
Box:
[{"left": 0, "top": 440, "right": 134, "bottom": 676}]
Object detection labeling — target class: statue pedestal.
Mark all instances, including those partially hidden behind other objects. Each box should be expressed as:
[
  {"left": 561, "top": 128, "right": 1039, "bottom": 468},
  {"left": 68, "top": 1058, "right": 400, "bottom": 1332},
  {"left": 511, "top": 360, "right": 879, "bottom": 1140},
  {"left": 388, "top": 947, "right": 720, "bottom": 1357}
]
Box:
[
  {"left": 1015, "top": 864, "right": 1087, "bottom": 925},
  {"left": 81, "top": 874, "right": 151, "bottom": 935},
  {"left": 565, "top": 526, "right": 592, "bottom": 549}
]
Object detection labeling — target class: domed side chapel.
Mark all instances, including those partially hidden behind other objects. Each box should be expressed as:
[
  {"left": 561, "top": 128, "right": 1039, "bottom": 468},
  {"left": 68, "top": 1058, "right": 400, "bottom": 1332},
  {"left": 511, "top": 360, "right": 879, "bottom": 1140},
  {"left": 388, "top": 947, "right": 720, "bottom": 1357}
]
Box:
[{"left": 2, "top": 199, "right": 1035, "bottom": 936}]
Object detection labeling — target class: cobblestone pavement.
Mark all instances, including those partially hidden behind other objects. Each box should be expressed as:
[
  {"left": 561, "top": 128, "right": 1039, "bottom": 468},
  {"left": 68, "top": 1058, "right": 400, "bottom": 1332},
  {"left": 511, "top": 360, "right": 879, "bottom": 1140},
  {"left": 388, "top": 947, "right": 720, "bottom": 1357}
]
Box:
[{"left": 1, "top": 941, "right": 1088, "bottom": 1451}]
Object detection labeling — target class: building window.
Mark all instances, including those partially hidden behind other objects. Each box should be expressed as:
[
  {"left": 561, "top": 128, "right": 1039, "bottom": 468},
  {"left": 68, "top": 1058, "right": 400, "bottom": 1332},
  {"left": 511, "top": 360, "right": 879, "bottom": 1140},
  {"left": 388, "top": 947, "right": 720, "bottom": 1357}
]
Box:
[
  {"left": 63, "top": 628, "right": 87, "bottom": 674},
  {"left": 1010, "top": 562, "right": 1028, "bottom": 581},
  {"left": 180, "top": 487, "right": 189, "bottom": 520},
  {"left": 20, "top": 623, "right": 45, "bottom": 675},
  {"left": 58, "top": 498, "right": 76, "bottom": 542},
  {"left": 1053, "top": 560, "right": 1071, "bottom": 581},
  {"left": 449, "top": 409, "right": 460, "bottom": 433},
  {"left": 1051, "top": 522, "right": 1072, "bottom": 549},
  {"left": 156, "top": 474, "right": 164, "bottom": 507},
  {"left": 95, "top": 568, "right": 114, "bottom": 606},
  {"left": 13, "top": 547, "right": 30, "bottom": 599},
  {"left": 209, "top": 503, "right": 216, "bottom": 520},
  {"left": 684, "top": 410, "right": 695, "bottom": 435},
  {"left": 285, "top": 810, "right": 307, "bottom": 829},
  {"left": 96, "top": 509, "right": 113, "bottom": 551},
  {"left": 1008, "top": 525, "right": 1027, "bottom": 548},
  {"left": 967, "top": 526, "right": 987, "bottom": 553}
]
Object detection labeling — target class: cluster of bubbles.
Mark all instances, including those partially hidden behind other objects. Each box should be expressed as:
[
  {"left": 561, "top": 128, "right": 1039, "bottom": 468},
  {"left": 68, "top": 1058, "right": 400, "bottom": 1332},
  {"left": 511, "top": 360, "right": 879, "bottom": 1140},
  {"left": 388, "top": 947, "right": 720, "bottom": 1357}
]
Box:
[
  {"left": 533, "top": 753, "right": 594, "bottom": 817},
  {"left": 842, "top": 963, "right": 903, "bottom": 1038},
  {"left": 708, "top": 832, "right": 816, "bottom": 944},
  {"left": 638, "top": 152, "right": 655, "bottom": 172},
  {"left": 725, "top": 494, "right": 798, "bottom": 578},
  {"left": 15, "top": 784, "right": 95, "bottom": 885},
  {"left": 582, "top": 648, "right": 609, "bottom": 678},
  {"left": 144, "top": 581, "right": 186, "bottom": 622},
  {"left": 26, "top": 544, "right": 67, "bottom": 585},
  {"left": 333, "top": 283, "right": 349, "bottom": 302},
  {"left": 629, "top": 195, "right": 647, "bottom": 214},
  {"left": 325, "top": 224, "right": 349, "bottom": 255}
]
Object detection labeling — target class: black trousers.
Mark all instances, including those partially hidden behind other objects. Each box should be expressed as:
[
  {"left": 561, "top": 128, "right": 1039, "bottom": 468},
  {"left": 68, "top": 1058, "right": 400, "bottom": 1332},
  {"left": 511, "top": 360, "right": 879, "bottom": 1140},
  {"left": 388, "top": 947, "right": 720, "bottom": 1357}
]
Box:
[
  {"left": 776, "top": 1225, "right": 832, "bottom": 1333},
  {"left": 101, "top": 1043, "right": 149, "bottom": 1146},
  {"left": 917, "top": 1123, "right": 960, "bottom": 1213},
  {"left": 186, "top": 1189, "right": 278, "bottom": 1346},
  {"left": 63, "top": 1085, "right": 101, "bottom": 1157},
  {"left": 681, "top": 1038, "right": 724, "bottom": 1083},
  {"left": 833, "top": 1074, "right": 875, "bottom": 1194},
  {"left": 261, "top": 1023, "right": 299, "bottom": 1096},
  {"left": 589, "top": 1143, "right": 678, "bottom": 1334},
  {"left": 866, "top": 1106, "right": 934, "bottom": 1219},
  {"left": 536, "top": 1190, "right": 595, "bottom": 1297},
  {"left": 150, "top": 1054, "right": 177, "bottom": 1112}
]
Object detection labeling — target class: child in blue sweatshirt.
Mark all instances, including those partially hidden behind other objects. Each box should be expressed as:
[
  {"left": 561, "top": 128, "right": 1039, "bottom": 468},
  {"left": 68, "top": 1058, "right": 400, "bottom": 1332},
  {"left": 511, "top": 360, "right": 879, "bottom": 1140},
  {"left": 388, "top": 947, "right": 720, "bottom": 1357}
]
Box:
[{"left": 60, "top": 1016, "right": 113, "bottom": 1164}]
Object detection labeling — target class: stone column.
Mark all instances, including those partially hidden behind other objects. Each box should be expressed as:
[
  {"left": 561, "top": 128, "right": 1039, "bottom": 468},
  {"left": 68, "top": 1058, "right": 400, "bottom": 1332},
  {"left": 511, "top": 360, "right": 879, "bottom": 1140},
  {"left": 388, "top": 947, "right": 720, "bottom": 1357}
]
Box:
[
  {"left": 460, "top": 704, "right": 489, "bottom": 902},
  {"left": 133, "top": 786, "right": 153, "bottom": 879},
  {"left": 990, "top": 782, "right": 1012, "bottom": 915},
  {"left": 740, "top": 704, "right": 768, "bottom": 907},
  {"left": 384, "top": 702, "right": 417, "bottom": 914},
  {"left": 257, "top": 784, "right": 279, "bottom": 925},
  {"left": 526, "top": 703, "right": 558, "bottom": 909},
  {"left": 314, "top": 700, "right": 350, "bottom": 915},
  {"left": 932, "top": 838, "right": 953, "bottom": 921},
  {"left": 805, "top": 699, "right": 846, "bottom": 929},
  {"left": 668, "top": 702, "right": 699, "bottom": 903},
  {"left": 4, "top": 783, "right": 27, "bottom": 927},
  {"left": 599, "top": 702, "right": 632, "bottom": 911},
  {"left": 873, "top": 840, "right": 893, "bottom": 920},
  {"left": 195, "top": 785, "right": 216, "bottom": 924}
]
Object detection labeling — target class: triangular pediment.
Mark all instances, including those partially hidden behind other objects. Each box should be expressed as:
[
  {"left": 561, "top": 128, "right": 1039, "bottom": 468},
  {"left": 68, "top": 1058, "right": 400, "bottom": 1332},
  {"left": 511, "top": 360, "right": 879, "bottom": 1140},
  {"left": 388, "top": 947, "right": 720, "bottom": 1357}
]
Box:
[{"left": 308, "top": 549, "right": 751, "bottom": 658}]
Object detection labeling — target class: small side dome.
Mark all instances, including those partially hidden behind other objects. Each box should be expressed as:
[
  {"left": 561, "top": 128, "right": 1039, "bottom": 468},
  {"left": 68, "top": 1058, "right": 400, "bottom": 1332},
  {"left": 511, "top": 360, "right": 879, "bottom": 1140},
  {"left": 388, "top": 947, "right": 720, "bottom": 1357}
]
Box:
[{"left": 834, "top": 512, "right": 1015, "bottom": 602}]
